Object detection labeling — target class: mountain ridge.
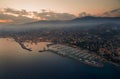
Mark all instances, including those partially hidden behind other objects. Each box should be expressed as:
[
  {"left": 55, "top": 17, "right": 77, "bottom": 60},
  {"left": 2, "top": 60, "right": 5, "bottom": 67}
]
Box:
[{"left": 24, "top": 16, "right": 120, "bottom": 25}]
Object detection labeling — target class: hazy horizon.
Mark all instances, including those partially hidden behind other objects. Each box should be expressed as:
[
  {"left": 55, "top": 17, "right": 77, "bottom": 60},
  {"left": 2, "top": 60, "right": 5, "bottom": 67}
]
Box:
[{"left": 0, "top": 0, "right": 120, "bottom": 24}]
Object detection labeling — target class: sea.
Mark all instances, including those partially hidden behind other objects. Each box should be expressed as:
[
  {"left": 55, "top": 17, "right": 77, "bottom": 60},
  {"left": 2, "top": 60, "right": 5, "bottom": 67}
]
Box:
[{"left": 0, "top": 38, "right": 120, "bottom": 79}]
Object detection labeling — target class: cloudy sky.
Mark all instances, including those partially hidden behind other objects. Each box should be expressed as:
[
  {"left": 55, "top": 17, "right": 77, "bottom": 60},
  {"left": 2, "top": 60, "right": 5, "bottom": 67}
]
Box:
[{"left": 0, "top": 0, "right": 120, "bottom": 24}]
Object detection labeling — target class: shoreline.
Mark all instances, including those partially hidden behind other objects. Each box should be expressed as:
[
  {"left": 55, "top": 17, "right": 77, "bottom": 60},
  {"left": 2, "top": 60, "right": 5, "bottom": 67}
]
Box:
[
  {"left": 47, "top": 44, "right": 104, "bottom": 67},
  {"left": 48, "top": 50, "right": 104, "bottom": 67}
]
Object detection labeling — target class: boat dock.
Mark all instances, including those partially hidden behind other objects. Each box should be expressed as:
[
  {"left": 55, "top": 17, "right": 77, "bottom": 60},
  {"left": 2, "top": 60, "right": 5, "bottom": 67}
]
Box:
[{"left": 48, "top": 44, "right": 104, "bottom": 67}]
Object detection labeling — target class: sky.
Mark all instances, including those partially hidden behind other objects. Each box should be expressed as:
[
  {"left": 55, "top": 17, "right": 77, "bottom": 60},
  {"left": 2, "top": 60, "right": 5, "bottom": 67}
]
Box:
[{"left": 0, "top": 0, "right": 120, "bottom": 24}]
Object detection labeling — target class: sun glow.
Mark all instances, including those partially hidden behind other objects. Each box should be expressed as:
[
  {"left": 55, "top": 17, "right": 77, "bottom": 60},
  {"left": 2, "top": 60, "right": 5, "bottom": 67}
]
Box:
[{"left": 0, "top": 19, "right": 13, "bottom": 23}]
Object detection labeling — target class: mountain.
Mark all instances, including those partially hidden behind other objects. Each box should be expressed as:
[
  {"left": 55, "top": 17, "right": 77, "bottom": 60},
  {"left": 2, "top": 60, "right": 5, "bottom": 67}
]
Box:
[
  {"left": 1, "top": 16, "right": 120, "bottom": 32},
  {"left": 24, "top": 20, "right": 67, "bottom": 25},
  {"left": 25, "top": 16, "right": 120, "bottom": 25},
  {"left": 72, "top": 16, "right": 120, "bottom": 21}
]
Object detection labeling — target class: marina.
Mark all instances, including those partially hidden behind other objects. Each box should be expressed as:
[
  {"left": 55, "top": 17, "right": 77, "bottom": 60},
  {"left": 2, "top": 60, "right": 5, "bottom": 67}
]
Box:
[{"left": 48, "top": 44, "right": 104, "bottom": 67}]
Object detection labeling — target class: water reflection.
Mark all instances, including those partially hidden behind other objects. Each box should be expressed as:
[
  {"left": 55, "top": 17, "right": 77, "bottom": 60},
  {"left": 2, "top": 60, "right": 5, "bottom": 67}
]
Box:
[
  {"left": 0, "top": 37, "right": 120, "bottom": 79},
  {"left": 0, "top": 38, "right": 37, "bottom": 57},
  {"left": 0, "top": 38, "right": 58, "bottom": 77},
  {"left": 0, "top": 38, "right": 51, "bottom": 70}
]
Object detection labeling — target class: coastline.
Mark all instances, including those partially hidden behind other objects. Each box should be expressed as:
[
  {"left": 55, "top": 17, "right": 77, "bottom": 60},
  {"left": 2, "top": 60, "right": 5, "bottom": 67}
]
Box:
[{"left": 47, "top": 44, "right": 104, "bottom": 67}]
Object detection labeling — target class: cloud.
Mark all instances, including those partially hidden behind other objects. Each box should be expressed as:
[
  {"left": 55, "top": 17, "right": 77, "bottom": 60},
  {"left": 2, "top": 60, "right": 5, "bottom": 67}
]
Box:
[
  {"left": 0, "top": 8, "right": 76, "bottom": 24},
  {"left": 79, "top": 12, "right": 91, "bottom": 17},
  {"left": 4, "top": 8, "right": 30, "bottom": 16},
  {"left": 103, "top": 8, "right": 120, "bottom": 17},
  {"left": 0, "top": 12, "right": 37, "bottom": 24},
  {"left": 1, "top": 7, "right": 119, "bottom": 24},
  {"left": 34, "top": 11, "right": 76, "bottom": 20}
]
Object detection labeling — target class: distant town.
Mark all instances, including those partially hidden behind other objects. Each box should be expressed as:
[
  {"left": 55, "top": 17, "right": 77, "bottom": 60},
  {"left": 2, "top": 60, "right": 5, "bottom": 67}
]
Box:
[{"left": 0, "top": 21, "right": 120, "bottom": 67}]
